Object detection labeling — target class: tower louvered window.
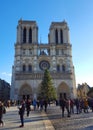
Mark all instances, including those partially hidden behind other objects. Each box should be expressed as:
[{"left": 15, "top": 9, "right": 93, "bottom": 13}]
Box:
[
  {"left": 60, "top": 29, "right": 63, "bottom": 43},
  {"left": 29, "top": 28, "right": 32, "bottom": 43},
  {"left": 23, "top": 28, "right": 26, "bottom": 43},
  {"left": 55, "top": 29, "right": 58, "bottom": 44}
]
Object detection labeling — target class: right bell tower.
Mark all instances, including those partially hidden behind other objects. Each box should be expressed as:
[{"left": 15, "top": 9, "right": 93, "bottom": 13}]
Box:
[
  {"left": 48, "top": 20, "right": 70, "bottom": 44},
  {"left": 48, "top": 20, "right": 77, "bottom": 99}
]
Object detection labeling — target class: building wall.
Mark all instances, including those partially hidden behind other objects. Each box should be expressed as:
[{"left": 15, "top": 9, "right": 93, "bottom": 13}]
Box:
[
  {"left": 77, "top": 83, "right": 90, "bottom": 99},
  {"left": 0, "top": 79, "right": 10, "bottom": 101},
  {"left": 11, "top": 19, "right": 77, "bottom": 100}
]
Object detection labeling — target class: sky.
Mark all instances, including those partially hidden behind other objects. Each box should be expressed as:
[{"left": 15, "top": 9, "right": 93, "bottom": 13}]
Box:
[{"left": 0, "top": 0, "right": 93, "bottom": 87}]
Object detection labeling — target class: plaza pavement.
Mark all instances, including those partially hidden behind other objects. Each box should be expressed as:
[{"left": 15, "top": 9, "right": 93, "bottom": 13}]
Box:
[
  {"left": 46, "top": 105, "right": 93, "bottom": 130},
  {"left": 1, "top": 106, "right": 54, "bottom": 130},
  {"left": 1, "top": 104, "right": 93, "bottom": 130}
]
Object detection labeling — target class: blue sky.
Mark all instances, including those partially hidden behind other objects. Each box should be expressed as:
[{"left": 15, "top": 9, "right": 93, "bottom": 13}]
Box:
[{"left": 0, "top": 0, "right": 93, "bottom": 87}]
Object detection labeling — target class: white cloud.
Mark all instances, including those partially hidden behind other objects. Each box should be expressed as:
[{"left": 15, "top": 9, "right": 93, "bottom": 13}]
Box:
[
  {"left": 0, "top": 72, "right": 11, "bottom": 84},
  {"left": 1, "top": 72, "right": 11, "bottom": 77},
  {"left": 76, "top": 76, "right": 93, "bottom": 87}
]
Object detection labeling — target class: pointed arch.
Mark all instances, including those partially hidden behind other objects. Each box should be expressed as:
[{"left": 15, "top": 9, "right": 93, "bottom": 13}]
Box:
[{"left": 57, "top": 82, "right": 70, "bottom": 99}]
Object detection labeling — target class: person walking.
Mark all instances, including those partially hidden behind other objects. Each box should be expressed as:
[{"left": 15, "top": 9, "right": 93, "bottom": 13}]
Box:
[
  {"left": 40, "top": 99, "right": 43, "bottom": 111},
  {"left": 33, "top": 99, "right": 37, "bottom": 111},
  {"left": 75, "top": 98, "right": 80, "bottom": 114},
  {"left": 59, "top": 98, "right": 66, "bottom": 117},
  {"left": 65, "top": 98, "right": 71, "bottom": 117},
  {"left": 44, "top": 99, "right": 48, "bottom": 112},
  {"left": 26, "top": 99, "right": 31, "bottom": 117},
  {"left": 60, "top": 97, "right": 71, "bottom": 117},
  {"left": 83, "top": 98, "right": 89, "bottom": 113},
  {"left": 18, "top": 100, "right": 25, "bottom": 127},
  {"left": 70, "top": 99, "right": 74, "bottom": 114},
  {"left": 0, "top": 101, "right": 5, "bottom": 127}
]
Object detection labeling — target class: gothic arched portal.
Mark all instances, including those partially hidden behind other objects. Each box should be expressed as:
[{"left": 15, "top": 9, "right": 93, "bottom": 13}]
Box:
[
  {"left": 18, "top": 83, "right": 32, "bottom": 100},
  {"left": 57, "top": 82, "right": 70, "bottom": 99}
]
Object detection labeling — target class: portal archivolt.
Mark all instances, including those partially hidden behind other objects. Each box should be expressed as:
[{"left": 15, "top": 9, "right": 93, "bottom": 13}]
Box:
[
  {"left": 57, "top": 82, "right": 70, "bottom": 99},
  {"left": 18, "top": 83, "right": 32, "bottom": 100}
]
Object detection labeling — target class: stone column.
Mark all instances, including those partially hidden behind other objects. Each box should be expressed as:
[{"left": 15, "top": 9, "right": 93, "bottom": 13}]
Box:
[
  {"left": 63, "top": 29, "right": 66, "bottom": 43},
  {"left": 50, "top": 28, "right": 54, "bottom": 43},
  {"left": 64, "top": 27, "right": 70, "bottom": 44},
  {"left": 52, "top": 46, "right": 55, "bottom": 55},
  {"left": 32, "top": 26, "right": 37, "bottom": 43},
  {"left": 50, "top": 46, "right": 52, "bottom": 56},
  {"left": 33, "top": 56, "right": 37, "bottom": 72},
  {"left": 17, "top": 25, "right": 22, "bottom": 43},
  {"left": 67, "top": 28, "right": 70, "bottom": 43},
  {"left": 36, "top": 26, "right": 38, "bottom": 43},
  {"left": 16, "top": 26, "right": 19, "bottom": 43}
]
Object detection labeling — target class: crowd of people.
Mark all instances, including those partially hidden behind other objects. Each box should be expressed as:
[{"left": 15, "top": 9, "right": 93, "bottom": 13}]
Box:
[
  {"left": 1, "top": 97, "right": 93, "bottom": 128},
  {"left": 17, "top": 98, "right": 48, "bottom": 127},
  {"left": 18, "top": 98, "right": 49, "bottom": 127},
  {"left": 59, "top": 97, "right": 93, "bottom": 118},
  {"left": 0, "top": 98, "right": 48, "bottom": 128}
]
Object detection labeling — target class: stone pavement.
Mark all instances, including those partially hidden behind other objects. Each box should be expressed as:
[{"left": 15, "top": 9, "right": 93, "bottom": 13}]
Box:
[
  {"left": 1, "top": 106, "right": 54, "bottom": 130},
  {"left": 46, "top": 105, "right": 93, "bottom": 130},
  {"left": 1, "top": 105, "right": 93, "bottom": 130}
]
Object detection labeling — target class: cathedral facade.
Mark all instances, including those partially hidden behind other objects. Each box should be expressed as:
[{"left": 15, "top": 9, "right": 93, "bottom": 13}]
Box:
[{"left": 11, "top": 19, "right": 77, "bottom": 100}]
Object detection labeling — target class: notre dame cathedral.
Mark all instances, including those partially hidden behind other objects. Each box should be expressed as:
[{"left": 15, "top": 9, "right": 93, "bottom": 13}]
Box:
[{"left": 10, "top": 19, "right": 77, "bottom": 100}]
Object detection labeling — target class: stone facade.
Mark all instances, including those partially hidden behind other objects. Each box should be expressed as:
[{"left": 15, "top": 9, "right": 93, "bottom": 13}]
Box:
[{"left": 11, "top": 19, "right": 77, "bottom": 100}]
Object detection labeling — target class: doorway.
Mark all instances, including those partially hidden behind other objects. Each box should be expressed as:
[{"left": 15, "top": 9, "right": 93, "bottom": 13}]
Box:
[{"left": 59, "top": 93, "right": 67, "bottom": 99}]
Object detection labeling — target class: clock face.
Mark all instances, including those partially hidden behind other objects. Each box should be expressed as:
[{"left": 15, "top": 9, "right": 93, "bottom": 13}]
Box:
[{"left": 39, "top": 60, "right": 50, "bottom": 70}]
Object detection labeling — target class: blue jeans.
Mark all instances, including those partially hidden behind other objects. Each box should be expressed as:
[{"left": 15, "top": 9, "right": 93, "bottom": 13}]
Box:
[{"left": 20, "top": 115, "right": 24, "bottom": 126}]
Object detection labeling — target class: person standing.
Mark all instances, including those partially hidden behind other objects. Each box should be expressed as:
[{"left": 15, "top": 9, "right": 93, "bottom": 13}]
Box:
[{"left": 18, "top": 100, "right": 25, "bottom": 127}]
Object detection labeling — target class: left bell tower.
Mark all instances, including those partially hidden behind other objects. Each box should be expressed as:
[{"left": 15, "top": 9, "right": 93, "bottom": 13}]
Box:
[
  {"left": 11, "top": 19, "right": 38, "bottom": 100},
  {"left": 16, "top": 19, "right": 38, "bottom": 44}
]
